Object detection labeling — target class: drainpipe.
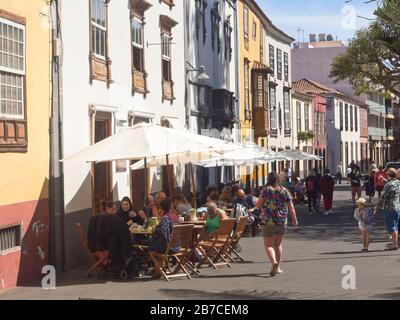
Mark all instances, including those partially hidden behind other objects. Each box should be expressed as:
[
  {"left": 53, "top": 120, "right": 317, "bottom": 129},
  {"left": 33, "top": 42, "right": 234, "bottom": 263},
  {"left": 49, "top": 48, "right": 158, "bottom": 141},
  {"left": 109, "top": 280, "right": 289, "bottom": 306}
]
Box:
[
  {"left": 233, "top": 0, "right": 240, "bottom": 144},
  {"left": 49, "top": 0, "right": 67, "bottom": 272}
]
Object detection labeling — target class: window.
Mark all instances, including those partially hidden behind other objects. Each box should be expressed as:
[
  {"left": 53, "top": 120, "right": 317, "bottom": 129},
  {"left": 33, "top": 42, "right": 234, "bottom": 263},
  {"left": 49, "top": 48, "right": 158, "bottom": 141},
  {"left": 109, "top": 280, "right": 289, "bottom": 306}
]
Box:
[
  {"left": 284, "top": 91, "right": 291, "bottom": 131},
  {"left": 269, "top": 45, "right": 274, "bottom": 75},
  {"left": 0, "top": 18, "right": 25, "bottom": 120},
  {"left": 243, "top": 8, "right": 249, "bottom": 49},
  {"left": 0, "top": 14, "right": 27, "bottom": 152},
  {"left": 284, "top": 52, "right": 289, "bottom": 82},
  {"left": 350, "top": 105, "right": 353, "bottom": 131},
  {"left": 132, "top": 19, "right": 144, "bottom": 72},
  {"left": 0, "top": 224, "right": 21, "bottom": 253},
  {"left": 316, "top": 112, "right": 319, "bottom": 135},
  {"left": 260, "top": 26, "right": 264, "bottom": 63},
  {"left": 252, "top": 20, "right": 256, "bottom": 39},
  {"left": 354, "top": 106, "right": 358, "bottom": 132},
  {"left": 161, "top": 33, "right": 171, "bottom": 82},
  {"left": 89, "top": 0, "right": 111, "bottom": 84},
  {"left": 345, "top": 103, "right": 349, "bottom": 131},
  {"left": 160, "top": 15, "right": 177, "bottom": 102},
  {"left": 296, "top": 101, "right": 301, "bottom": 131},
  {"left": 90, "top": 0, "right": 106, "bottom": 58},
  {"left": 339, "top": 102, "right": 343, "bottom": 131},
  {"left": 244, "top": 60, "right": 250, "bottom": 119},
  {"left": 277, "top": 49, "right": 282, "bottom": 80},
  {"left": 269, "top": 86, "right": 276, "bottom": 130},
  {"left": 355, "top": 142, "right": 358, "bottom": 163},
  {"left": 304, "top": 103, "right": 309, "bottom": 131}
]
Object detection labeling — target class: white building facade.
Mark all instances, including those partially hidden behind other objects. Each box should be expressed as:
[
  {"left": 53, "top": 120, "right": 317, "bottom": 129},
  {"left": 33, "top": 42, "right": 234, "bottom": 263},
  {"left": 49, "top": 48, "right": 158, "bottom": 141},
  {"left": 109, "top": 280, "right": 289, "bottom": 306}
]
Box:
[
  {"left": 57, "top": 0, "right": 185, "bottom": 268},
  {"left": 326, "top": 94, "right": 361, "bottom": 175},
  {"left": 184, "top": 0, "right": 239, "bottom": 188},
  {"left": 264, "top": 22, "right": 294, "bottom": 171}
]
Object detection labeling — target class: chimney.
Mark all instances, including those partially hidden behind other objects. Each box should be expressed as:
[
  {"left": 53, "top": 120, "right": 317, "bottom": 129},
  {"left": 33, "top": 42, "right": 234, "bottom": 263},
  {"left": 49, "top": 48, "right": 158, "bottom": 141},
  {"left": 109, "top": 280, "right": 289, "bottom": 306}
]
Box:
[
  {"left": 309, "top": 34, "right": 316, "bottom": 42},
  {"left": 318, "top": 33, "right": 326, "bottom": 42}
]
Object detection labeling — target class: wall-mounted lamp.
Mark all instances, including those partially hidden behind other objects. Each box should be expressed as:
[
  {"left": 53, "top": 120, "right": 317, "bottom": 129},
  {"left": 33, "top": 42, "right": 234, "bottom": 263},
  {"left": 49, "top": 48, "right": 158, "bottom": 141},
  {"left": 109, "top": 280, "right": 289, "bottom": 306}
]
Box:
[{"left": 186, "top": 62, "right": 210, "bottom": 83}]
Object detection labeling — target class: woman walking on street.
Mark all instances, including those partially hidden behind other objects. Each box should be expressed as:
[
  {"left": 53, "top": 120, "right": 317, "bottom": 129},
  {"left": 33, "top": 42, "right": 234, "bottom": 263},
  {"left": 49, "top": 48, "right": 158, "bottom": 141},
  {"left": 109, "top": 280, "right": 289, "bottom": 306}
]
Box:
[
  {"left": 256, "top": 172, "right": 298, "bottom": 277},
  {"left": 375, "top": 168, "right": 400, "bottom": 251},
  {"left": 320, "top": 169, "right": 335, "bottom": 215}
]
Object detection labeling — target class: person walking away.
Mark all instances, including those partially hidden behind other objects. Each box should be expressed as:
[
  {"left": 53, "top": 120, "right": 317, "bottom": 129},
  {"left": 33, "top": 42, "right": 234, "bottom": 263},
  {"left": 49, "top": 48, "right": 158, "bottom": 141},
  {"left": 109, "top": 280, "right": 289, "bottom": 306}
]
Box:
[
  {"left": 374, "top": 166, "right": 387, "bottom": 199},
  {"left": 364, "top": 171, "right": 376, "bottom": 203},
  {"left": 313, "top": 167, "right": 322, "bottom": 210},
  {"left": 319, "top": 169, "right": 335, "bottom": 215},
  {"left": 305, "top": 171, "right": 319, "bottom": 215},
  {"left": 349, "top": 166, "right": 362, "bottom": 207},
  {"left": 349, "top": 160, "right": 356, "bottom": 172},
  {"left": 354, "top": 198, "right": 374, "bottom": 252},
  {"left": 368, "top": 161, "right": 377, "bottom": 175},
  {"left": 336, "top": 162, "right": 343, "bottom": 184},
  {"left": 256, "top": 172, "right": 298, "bottom": 277},
  {"left": 375, "top": 168, "right": 400, "bottom": 251}
]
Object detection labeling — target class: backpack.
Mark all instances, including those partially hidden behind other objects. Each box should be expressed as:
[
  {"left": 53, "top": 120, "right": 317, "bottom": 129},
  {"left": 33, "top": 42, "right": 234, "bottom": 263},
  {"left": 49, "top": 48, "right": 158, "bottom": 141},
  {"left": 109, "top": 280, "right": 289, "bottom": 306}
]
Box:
[
  {"left": 232, "top": 203, "right": 249, "bottom": 222},
  {"left": 362, "top": 208, "right": 375, "bottom": 225}
]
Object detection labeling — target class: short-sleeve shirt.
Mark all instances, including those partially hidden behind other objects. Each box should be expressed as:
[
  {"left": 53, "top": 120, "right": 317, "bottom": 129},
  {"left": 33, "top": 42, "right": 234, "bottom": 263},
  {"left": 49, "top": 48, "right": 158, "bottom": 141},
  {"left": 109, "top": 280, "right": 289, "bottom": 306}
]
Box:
[
  {"left": 260, "top": 186, "right": 292, "bottom": 225},
  {"left": 349, "top": 172, "right": 361, "bottom": 187}
]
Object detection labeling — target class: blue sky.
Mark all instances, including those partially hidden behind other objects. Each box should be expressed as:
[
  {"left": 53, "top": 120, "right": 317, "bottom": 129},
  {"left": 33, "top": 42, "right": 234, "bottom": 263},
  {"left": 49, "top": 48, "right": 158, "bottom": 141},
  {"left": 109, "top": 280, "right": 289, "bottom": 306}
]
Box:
[{"left": 258, "top": 0, "right": 379, "bottom": 43}]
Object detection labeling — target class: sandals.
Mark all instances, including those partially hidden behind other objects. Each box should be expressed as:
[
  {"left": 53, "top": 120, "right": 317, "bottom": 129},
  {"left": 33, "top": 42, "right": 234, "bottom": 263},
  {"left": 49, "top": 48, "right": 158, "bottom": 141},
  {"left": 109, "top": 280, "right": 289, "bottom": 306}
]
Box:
[
  {"left": 270, "top": 263, "right": 279, "bottom": 277},
  {"left": 384, "top": 246, "right": 398, "bottom": 251}
]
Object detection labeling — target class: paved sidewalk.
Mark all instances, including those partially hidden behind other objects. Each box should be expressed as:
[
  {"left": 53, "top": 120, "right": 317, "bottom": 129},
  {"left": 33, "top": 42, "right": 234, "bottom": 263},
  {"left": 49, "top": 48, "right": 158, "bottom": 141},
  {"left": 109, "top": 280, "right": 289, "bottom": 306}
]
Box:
[{"left": 1, "top": 185, "right": 399, "bottom": 300}]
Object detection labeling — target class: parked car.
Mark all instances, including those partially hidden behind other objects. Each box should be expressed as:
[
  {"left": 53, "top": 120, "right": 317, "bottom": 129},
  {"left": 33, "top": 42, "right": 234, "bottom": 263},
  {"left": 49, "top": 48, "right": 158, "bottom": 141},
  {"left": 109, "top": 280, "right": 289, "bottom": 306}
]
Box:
[{"left": 384, "top": 162, "right": 400, "bottom": 171}]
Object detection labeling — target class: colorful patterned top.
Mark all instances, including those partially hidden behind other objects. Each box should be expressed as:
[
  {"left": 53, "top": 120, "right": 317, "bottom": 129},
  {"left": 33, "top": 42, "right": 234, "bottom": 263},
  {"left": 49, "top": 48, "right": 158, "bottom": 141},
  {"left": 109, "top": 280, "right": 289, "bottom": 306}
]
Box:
[
  {"left": 260, "top": 186, "right": 292, "bottom": 226},
  {"left": 377, "top": 179, "right": 400, "bottom": 212}
]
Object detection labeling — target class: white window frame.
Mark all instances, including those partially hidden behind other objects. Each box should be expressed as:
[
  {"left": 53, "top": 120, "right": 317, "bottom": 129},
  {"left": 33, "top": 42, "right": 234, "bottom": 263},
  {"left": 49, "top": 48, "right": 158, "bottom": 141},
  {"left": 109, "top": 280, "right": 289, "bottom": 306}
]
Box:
[
  {"left": 161, "top": 33, "right": 171, "bottom": 61},
  {"left": 0, "top": 18, "right": 25, "bottom": 120},
  {"left": 91, "top": 0, "right": 107, "bottom": 59},
  {"left": 284, "top": 91, "right": 291, "bottom": 130},
  {"left": 304, "top": 103, "right": 309, "bottom": 131},
  {"left": 270, "top": 87, "right": 276, "bottom": 130},
  {"left": 0, "top": 18, "right": 25, "bottom": 75},
  {"left": 132, "top": 18, "right": 143, "bottom": 49},
  {"left": 296, "top": 101, "right": 301, "bottom": 131}
]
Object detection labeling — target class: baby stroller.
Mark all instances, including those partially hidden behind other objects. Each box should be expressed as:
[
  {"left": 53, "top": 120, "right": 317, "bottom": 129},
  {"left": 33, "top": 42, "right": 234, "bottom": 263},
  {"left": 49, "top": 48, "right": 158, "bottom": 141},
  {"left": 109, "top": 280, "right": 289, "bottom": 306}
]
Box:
[{"left": 87, "top": 213, "right": 149, "bottom": 280}]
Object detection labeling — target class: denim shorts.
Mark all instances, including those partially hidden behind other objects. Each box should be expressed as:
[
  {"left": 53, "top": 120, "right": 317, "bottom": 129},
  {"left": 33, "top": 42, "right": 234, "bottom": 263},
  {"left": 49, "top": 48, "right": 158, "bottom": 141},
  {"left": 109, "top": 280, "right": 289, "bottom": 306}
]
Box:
[{"left": 383, "top": 210, "right": 400, "bottom": 233}]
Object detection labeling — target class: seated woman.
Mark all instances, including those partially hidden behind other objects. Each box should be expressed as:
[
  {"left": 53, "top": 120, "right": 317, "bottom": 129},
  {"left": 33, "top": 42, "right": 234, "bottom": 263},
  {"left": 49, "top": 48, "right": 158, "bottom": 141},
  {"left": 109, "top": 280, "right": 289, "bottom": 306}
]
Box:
[
  {"left": 202, "top": 202, "right": 227, "bottom": 238},
  {"left": 173, "top": 194, "right": 192, "bottom": 219},
  {"left": 148, "top": 198, "right": 180, "bottom": 254},
  {"left": 138, "top": 195, "right": 159, "bottom": 220},
  {"left": 117, "top": 196, "right": 147, "bottom": 226},
  {"left": 218, "top": 186, "right": 234, "bottom": 207}
]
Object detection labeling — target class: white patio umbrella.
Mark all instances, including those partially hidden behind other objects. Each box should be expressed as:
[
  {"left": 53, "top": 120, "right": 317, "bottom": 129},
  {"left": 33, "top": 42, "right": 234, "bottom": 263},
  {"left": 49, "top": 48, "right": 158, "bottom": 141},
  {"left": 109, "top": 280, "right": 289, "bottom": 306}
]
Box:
[
  {"left": 62, "top": 122, "right": 233, "bottom": 162},
  {"left": 278, "top": 149, "right": 323, "bottom": 161},
  {"left": 62, "top": 122, "right": 235, "bottom": 200}
]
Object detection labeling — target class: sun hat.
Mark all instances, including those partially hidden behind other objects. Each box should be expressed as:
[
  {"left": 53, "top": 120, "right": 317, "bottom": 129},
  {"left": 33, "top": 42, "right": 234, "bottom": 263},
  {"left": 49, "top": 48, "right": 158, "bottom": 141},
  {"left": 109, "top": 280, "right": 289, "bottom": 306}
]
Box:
[{"left": 355, "top": 198, "right": 367, "bottom": 206}]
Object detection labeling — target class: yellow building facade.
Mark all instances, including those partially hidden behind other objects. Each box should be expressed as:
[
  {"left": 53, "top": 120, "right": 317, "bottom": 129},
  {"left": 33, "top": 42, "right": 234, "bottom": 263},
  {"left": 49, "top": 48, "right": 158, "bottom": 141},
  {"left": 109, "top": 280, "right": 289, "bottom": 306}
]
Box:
[
  {"left": 237, "top": 0, "right": 270, "bottom": 186},
  {"left": 0, "top": 0, "right": 51, "bottom": 290}
]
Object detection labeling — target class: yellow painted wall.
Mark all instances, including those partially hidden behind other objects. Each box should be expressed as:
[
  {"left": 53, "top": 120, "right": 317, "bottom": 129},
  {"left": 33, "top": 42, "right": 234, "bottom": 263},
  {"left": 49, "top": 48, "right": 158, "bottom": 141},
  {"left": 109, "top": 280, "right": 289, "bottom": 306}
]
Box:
[
  {"left": 0, "top": 0, "right": 51, "bottom": 206},
  {"left": 238, "top": 0, "right": 265, "bottom": 183}
]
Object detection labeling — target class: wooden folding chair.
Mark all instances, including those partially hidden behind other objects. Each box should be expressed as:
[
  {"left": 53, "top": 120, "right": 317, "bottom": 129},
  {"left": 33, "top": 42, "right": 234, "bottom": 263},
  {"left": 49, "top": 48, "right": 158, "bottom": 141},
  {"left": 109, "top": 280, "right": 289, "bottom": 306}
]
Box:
[
  {"left": 197, "top": 218, "right": 236, "bottom": 270},
  {"left": 148, "top": 224, "right": 194, "bottom": 281},
  {"left": 184, "top": 224, "right": 206, "bottom": 275},
  {"left": 74, "top": 223, "right": 110, "bottom": 277},
  {"left": 225, "top": 216, "right": 248, "bottom": 263}
]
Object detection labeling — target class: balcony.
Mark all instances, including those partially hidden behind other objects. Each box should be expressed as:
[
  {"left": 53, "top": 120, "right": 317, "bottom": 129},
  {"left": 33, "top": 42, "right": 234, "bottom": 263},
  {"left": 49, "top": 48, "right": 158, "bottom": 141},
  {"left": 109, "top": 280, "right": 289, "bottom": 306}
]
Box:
[
  {"left": 368, "top": 126, "right": 386, "bottom": 140},
  {"left": 253, "top": 108, "right": 269, "bottom": 138},
  {"left": 212, "top": 89, "right": 236, "bottom": 129}
]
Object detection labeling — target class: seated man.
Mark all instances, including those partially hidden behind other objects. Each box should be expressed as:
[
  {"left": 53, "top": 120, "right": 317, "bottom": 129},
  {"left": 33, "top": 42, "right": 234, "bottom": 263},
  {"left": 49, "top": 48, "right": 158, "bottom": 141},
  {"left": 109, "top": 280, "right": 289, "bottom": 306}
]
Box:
[{"left": 233, "top": 189, "right": 258, "bottom": 236}]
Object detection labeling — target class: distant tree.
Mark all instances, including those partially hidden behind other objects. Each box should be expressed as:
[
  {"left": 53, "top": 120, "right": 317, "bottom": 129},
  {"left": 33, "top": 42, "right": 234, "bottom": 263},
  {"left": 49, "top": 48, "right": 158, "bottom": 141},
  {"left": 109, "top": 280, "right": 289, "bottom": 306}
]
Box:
[{"left": 330, "top": 0, "right": 400, "bottom": 96}]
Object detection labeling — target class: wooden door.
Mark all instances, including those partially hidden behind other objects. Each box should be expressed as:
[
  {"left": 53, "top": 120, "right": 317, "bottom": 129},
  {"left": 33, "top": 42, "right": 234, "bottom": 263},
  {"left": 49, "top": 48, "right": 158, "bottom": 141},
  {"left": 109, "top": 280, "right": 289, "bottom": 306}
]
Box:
[{"left": 93, "top": 115, "right": 112, "bottom": 213}]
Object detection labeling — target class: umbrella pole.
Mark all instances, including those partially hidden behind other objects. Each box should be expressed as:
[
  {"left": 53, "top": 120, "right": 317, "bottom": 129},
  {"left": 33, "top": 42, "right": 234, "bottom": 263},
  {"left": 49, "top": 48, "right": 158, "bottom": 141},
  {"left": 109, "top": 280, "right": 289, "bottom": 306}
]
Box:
[
  {"left": 166, "top": 154, "right": 173, "bottom": 197},
  {"left": 144, "top": 157, "right": 148, "bottom": 201},
  {"left": 189, "top": 163, "right": 197, "bottom": 208}
]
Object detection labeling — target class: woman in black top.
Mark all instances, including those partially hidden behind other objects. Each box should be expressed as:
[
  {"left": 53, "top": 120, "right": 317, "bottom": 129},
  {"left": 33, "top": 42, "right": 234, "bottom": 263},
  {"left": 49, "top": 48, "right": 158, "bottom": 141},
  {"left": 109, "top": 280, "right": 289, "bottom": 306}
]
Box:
[{"left": 117, "top": 196, "right": 146, "bottom": 226}]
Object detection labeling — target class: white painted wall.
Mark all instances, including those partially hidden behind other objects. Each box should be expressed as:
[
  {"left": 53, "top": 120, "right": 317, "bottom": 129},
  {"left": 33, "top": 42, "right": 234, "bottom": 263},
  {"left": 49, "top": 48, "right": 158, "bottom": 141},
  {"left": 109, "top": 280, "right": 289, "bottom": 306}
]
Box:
[
  {"left": 327, "top": 97, "right": 361, "bottom": 174},
  {"left": 265, "top": 30, "right": 293, "bottom": 151},
  {"left": 61, "top": 0, "right": 186, "bottom": 213}
]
